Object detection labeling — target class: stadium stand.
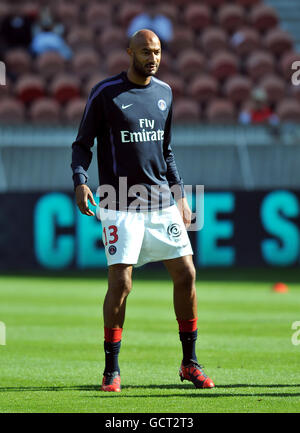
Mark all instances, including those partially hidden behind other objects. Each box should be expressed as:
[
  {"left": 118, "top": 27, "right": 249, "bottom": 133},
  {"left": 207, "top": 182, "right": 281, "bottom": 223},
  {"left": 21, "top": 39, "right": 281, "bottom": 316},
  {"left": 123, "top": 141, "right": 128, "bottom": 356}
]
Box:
[{"left": 0, "top": 0, "right": 299, "bottom": 124}]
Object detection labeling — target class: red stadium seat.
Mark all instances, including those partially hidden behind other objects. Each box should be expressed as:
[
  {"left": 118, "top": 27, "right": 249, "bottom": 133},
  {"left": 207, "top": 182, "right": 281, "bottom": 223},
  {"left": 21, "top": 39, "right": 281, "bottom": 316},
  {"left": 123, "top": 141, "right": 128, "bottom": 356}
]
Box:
[
  {"left": 118, "top": 3, "right": 143, "bottom": 28},
  {"left": 84, "top": 73, "right": 107, "bottom": 97},
  {"left": 206, "top": 99, "right": 236, "bottom": 123},
  {"left": 234, "top": 0, "right": 261, "bottom": 7},
  {"left": 96, "top": 27, "right": 127, "bottom": 54},
  {"left": 29, "top": 98, "right": 61, "bottom": 124},
  {"left": 50, "top": 74, "right": 81, "bottom": 104},
  {"left": 246, "top": 50, "right": 275, "bottom": 81},
  {"left": 5, "top": 49, "right": 31, "bottom": 77},
  {"left": 15, "top": 75, "right": 45, "bottom": 104},
  {"left": 217, "top": 4, "right": 245, "bottom": 33},
  {"left": 280, "top": 52, "right": 300, "bottom": 80},
  {"left": 156, "top": 3, "right": 179, "bottom": 22},
  {"left": 224, "top": 75, "right": 252, "bottom": 104},
  {"left": 35, "top": 52, "right": 66, "bottom": 80},
  {"left": 21, "top": 2, "right": 40, "bottom": 20},
  {"left": 259, "top": 74, "right": 286, "bottom": 103},
  {"left": 173, "top": 98, "right": 201, "bottom": 123},
  {"left": 158, "top": 74, "right": 185, "bottom": 99},
  {"left": 168, "top": 27, "right": 195, "bottom": 55},
  {"left": 0, "top": 3, "right": 10, "bottom": 19},
  {"left": 0, "top": 97, "right": 25, "bottom": 124},
  {"left": 106, "top": 50, "right": 130, "bottom": 76},
  {"left": 187, "top": 75, "right": 218, "bottom": 103},
  {"left": 199, "top": 27, "right": 228, "bottom": 55},
  {"left": 249, "top": 4, "right": 278, "bottom": 32},
  {"left": 276, "top": 99, "right": 300, "bottom": 122},
  {"left": 55, "top": 2, "right": 79, "bottom": 29},
  {"left": 158, "top": 51, "right": 172, "bottom": 75},
  {"left": 264, "top": 28, "right": 293, "bottom": 57},
  {"left": 210, "top": 51, "right": 239, "bottom": 80},
  {"left": 176, "top": 49, "right": 205, "bottom": 80},
  {"left": 84, "top": 3, "right": 112, "bottom": 31},
  {"left": 72, "top": 49, "right": 101, "bottom": 80},
  {"left": 64, "top": 98, "right": 86, "bottom": 124},
  {"left": 184, "top": 4, "right": 212, "bottom": 32},
  {"left": 231, "top": 27, "right": 260, "bottom": 56},
  {"left": 205, "top": 0, "right": 227, "bottom": 7},
  {"left": 67, "top": 26, "right": 94, "bottom": 51}
]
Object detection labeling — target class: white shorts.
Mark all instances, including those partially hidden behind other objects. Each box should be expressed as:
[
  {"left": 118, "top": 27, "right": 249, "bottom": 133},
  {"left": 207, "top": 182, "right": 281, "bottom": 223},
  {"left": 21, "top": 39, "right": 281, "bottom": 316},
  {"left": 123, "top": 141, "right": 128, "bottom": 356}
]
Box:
[{"left": 99, "top": 205, "right": 193, "bottom": 267}]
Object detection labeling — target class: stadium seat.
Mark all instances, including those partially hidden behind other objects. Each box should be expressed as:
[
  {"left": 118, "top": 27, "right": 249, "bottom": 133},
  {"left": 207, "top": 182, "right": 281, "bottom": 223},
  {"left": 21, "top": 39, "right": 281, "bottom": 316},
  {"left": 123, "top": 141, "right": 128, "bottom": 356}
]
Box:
[
  {"left": 199, "top": 27, "right": 228, "bottom": 55},
  {"left": 224, "top": 75, "right": 252, "bottom": 104},
  {"left": 55, "top": 2, "right": 79, "bottom": 29},
  {"left": 231, "top": 27, "right": 260, "bottom": 56},
  {"left": 96, "top": 27, "right": 127, "bottom": 54},
  {"left": 206, "top": 99, "right": 236, "bottom": 123},
  {"left": 168, "top": 27, "right": 195, "bottom": 55},
  {"left": 276, "top": 99, "right": 300, "bottom": 122},
  {"left": 280, "top": 52, "right": 300, "bottom": 81},
  {"left": 72, "top": 49, "right": 101, "bottom": 80},
  {"left": 264, "top": 28, "right": 293, "bottom": 57},
  {"left": 15, "top": 75, "right": 45, "bottom": 104},
  {"left": 21, "top": 2, "right": 40, "bottom": 19},
  {"left": 159, "top": 74, "right": 185, "bottom": 99},
  {"left": 106, "top": 50, "right": 130, "bottom": 76},
  {"left": 176, "top": 49, "right": 205, "bottom": 81},
  {"left": 84, "top": 3, "right": 112, "bottom": 31},
  {"left": 187, "top": 75, "right": 218, "bottom": 103},
  {"left": 50, "top": 74, "right": 81, "bottom": 104},
  {"left": 259, "top": 74, "right": 286, "bottom": 103},
  {"left": 217, "top": 4, "right": 245, "bottom": 32},
  {"left": 156, "top": 3, "right": 179, "bottom": 22},
  {"left": 184, "top": 4, "right": 212, "bottom": 32},
  {"left": 210, "top": 51, "right": 239, "bottom": 80},
  {"left": 84, "top": 73, "right": 107, "bottom": 97},
  {"left": 234, "top": 0, "right": 261, "bottom": 7},
  {"left": 5, "top": 49, "right": 31, "bottom": 77},
  {"left": 67, "top": 26, "right": 94, "bottom": 51},
  {"left": 118, "top": 3, "right": 143, "bottom": 28},
  {"left": 0, "top": 3, "right": 10, "bottom": 19},
  {"left": 205, "top": 0, "right": 227, "bottom": 7},
  {"left": 29, "top": 98, "right": 61, "bottom": 124},
  {"left": 292, "top": 85, "right": 300, "bottom": 104},
  {"left": 246, "top": 50, "right": 275, "bottom": 81},
  {"left": 158, "top": 51, "right": 172, "bottom": 75},
  {"left": 173, "top": 98, "right": 201, "bottom": 123},
  {"left": 0, "top": 97, "right": 25, "bottom": 124},
  {"left": 35, "top": 52, "right": 66, "bottom": 80},
  {"left": 64, "top": 98, "right": 86, "bottom": 124},
  {"left": 249, "top": 4, "right": 278, "bottom": 32}
]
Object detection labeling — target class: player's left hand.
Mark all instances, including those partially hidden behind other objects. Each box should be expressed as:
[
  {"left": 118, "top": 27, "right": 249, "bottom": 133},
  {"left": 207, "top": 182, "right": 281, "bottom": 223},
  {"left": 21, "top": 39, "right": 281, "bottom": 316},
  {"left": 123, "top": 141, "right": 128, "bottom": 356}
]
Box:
[{"left": 176, "top": 197, "right": 192, "bottom": 228}]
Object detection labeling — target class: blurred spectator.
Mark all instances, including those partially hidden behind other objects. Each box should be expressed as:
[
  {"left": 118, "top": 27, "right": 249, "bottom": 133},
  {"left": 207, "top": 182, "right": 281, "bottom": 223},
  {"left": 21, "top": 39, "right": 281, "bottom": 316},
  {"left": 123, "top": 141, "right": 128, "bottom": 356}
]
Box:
[
  {"left": 31, "top": 15, "right": 72, "bottom": 60},
  {"left": 239, "top": 88, "right": 279, "bottom": 125},
  {"left": 127, "top": 3, "right": 173, "bottom": 45},
  {"left": 0, "top": 5, "right": 35, "bottom": 49}
]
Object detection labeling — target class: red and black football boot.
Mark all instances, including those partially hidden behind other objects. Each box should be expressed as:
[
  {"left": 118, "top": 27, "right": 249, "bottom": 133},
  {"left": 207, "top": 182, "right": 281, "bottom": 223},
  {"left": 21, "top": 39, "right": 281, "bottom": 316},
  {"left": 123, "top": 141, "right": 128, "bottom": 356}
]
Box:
[
  {"left": 179, "top": 362, "right": 215, "bottom": 389},
  {"left": 101, "top": 371, "right": 121, "bottom": 392}
]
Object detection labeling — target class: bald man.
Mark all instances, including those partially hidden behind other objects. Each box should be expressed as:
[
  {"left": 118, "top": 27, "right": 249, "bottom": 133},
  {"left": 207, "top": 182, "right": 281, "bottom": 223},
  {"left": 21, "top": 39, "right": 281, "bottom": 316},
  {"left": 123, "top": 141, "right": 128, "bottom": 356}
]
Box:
[{"left": 71, "top": 29, "right": 215, "bottom": 392}]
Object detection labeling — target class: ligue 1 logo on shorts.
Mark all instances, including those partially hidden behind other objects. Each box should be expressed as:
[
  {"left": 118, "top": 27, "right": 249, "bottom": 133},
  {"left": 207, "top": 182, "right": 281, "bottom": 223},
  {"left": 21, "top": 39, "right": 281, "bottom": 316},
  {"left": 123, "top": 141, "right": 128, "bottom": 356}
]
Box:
[
  {"left": 167, "top": 223, "right": 182, "bottom": 240},
  {"left": 158, "top": 99, "right": 167, "bottom": 111},
  {"left": 108, "top": 245, "right": 117, "bottom": 255}
]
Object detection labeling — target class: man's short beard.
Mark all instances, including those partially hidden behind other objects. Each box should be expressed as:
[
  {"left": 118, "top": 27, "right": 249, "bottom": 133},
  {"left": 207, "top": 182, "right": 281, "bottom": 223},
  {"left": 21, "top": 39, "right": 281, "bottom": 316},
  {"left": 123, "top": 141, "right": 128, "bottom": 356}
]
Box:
[{"left": 133, "top": 54, "right": 157, "bottom": 78}]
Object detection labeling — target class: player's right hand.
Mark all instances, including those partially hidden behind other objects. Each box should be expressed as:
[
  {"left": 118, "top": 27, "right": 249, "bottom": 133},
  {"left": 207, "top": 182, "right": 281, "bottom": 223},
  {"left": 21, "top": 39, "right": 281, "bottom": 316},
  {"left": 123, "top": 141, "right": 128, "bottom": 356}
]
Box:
[{"left": 75, "top": 184, "right": 97, "bottom": 216}]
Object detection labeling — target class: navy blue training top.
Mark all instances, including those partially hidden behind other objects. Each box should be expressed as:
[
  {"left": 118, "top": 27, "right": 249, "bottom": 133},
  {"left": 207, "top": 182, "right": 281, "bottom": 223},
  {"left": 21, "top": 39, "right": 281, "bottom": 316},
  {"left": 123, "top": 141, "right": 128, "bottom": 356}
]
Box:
[{"left": 71, "top": 71, "right": 185, "bottom": 210}]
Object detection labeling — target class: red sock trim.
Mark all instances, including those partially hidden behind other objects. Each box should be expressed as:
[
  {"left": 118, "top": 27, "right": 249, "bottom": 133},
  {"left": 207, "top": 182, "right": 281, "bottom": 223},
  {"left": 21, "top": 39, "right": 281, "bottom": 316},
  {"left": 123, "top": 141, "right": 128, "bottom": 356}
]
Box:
[
  {"left": 104, "top": 327, "right": 123, "bottom": 343},
  {"left": 177, "top": 318, "right": 198, "bottom": 333}
]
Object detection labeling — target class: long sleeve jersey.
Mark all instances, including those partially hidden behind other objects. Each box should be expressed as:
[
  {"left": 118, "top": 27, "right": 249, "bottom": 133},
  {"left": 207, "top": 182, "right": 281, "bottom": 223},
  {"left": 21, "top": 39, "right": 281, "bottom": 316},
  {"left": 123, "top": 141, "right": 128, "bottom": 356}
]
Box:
[{"left": 71, "top": 71, "right": 185, "bottom": 211}]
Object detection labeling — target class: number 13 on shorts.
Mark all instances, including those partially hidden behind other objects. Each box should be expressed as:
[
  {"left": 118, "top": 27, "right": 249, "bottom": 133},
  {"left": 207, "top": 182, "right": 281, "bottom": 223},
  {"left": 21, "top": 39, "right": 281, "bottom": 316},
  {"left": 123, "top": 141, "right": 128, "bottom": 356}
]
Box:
[{"left": 103, "top": 225, "right": 119, "bottom": 246}]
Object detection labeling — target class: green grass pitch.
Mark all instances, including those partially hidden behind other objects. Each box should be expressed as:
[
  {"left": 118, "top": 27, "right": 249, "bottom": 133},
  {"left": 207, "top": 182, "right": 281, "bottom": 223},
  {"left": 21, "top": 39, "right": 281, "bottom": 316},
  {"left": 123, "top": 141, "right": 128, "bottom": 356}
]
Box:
[{"left": 0, "top": 267, "right": 300, "bottom": 413}]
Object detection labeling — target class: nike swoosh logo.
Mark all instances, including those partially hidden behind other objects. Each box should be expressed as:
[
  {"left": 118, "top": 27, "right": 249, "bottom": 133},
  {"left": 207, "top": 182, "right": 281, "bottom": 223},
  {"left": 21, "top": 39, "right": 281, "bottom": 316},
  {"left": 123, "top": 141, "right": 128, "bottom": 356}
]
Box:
[{"left": 122, "top": 104, "right": 133, "bottom": 109}]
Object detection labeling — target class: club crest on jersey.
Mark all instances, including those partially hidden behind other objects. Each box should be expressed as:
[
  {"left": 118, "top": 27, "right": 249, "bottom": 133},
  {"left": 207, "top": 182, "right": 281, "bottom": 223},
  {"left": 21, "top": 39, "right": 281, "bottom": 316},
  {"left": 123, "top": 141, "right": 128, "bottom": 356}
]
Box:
[
  {"left": 108, "top": 245, "right": 117, "bottom": 255},
  {"left": 167, "top": 223, "right": 182, "bottom": 241},
  {"left": 157, "top": 99, "right": 167, "bottom": 111}
]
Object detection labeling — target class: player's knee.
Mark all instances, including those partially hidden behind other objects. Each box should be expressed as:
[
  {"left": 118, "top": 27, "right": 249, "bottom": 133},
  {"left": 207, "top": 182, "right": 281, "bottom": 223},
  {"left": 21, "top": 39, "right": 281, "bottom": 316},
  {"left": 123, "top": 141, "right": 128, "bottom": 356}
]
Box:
[
  {"left": 175, "top": 264, "right": 196, "bottom": 289},
  {"left": 110, "top": 274, "right": 132, "bottom": 298}
]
